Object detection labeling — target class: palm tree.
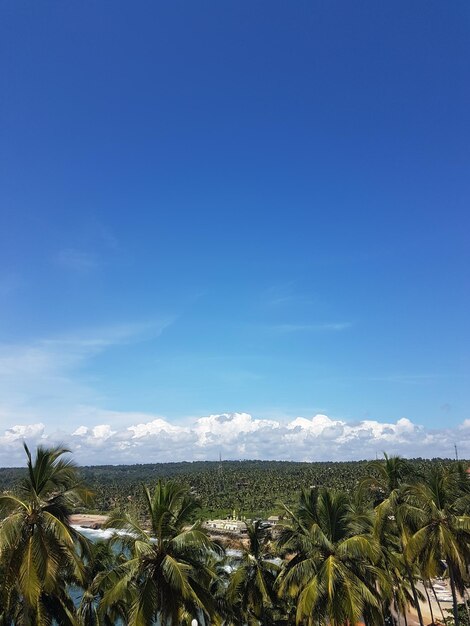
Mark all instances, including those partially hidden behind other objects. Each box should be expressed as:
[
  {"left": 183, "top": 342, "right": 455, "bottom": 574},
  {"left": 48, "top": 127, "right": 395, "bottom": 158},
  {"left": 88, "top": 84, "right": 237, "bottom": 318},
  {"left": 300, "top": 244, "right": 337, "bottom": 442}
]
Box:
[
  {"left": 374, "top": 485, "right": 427, "bottom": 626},
  {"left": 201, "top": 552, "right": 238, "bottom": 626},
  {"left": 277, "top": 487, "right": 384, "bottom": 626},
  {"left": 374, "top": 518, "right": 418, "bottom": 626},
  {"left": 99, "top": 479, "right": 219, "bottom": 626},
  {"left": 362, "top": 453, "right": 413, "bottom": 505},
  {"left": 227, "top": 520, "right": 280, "bottom": 625},
  {"left": 363, "top": 453, "right": 429, "bottom": 626},
  {"left": 405, "top": 465, "right": 470, "bottom": 626},
  {"left": 0, "top": 443, "right": 92, "bottom": 625},
  {"left": 78, "top": 539, "right": 129, "bottom": 626}
]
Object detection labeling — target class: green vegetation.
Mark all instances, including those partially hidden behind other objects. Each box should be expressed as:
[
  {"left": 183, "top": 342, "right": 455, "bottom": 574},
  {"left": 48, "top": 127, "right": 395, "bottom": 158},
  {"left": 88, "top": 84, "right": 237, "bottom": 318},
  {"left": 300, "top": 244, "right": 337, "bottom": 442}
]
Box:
[
  {"left": 100, "top": 481, "right": 220, "bottom": 625},
  {"left": 0, "top": 444, "right": 93, "bottom": 624},
  {"left": 0, "top": 447, "right": 469, "bottom": 625},
  {"left": 1, "top": 457, "right": 457, "bottom": 519}
]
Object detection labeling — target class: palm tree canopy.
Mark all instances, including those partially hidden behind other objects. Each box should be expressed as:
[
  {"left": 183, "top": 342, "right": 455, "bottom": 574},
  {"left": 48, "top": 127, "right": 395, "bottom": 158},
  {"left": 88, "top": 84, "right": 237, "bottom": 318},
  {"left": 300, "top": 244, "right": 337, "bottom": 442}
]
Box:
[
  {"left": 277, "top": 487, "right": 383, "bottom": 625},
  {"left": 362, "top": 453, "right": 413, "bottom": 499},
  {"left": 100, "top": 480, "right": 219, "bottom": 626},
  {"left": 227, "top": 520, "right": 280, "bottom": 623},
  {"left": 405, "top": 465, "right": 470, "bottom": 591},
  {"left": 0, "top": 443, "right": 93, "bottom": 625}
]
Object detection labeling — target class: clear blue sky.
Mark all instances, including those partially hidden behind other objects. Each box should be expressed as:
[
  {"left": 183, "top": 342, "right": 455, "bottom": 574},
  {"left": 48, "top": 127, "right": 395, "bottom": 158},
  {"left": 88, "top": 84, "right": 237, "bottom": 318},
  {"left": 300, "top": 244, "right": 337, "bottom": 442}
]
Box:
[{"left": 0, "top": 1, "right": 469, "bottom": 463}]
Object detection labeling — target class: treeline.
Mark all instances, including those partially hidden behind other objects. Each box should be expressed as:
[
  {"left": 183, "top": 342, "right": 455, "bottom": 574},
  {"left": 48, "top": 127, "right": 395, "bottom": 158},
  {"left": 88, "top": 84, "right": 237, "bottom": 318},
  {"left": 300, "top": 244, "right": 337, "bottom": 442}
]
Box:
[
  {"left": 0, "top": 445, "right": 469, "bottom": 626},
  {"left": 1, "top": 457, "right": 458, "bottom": 519}
]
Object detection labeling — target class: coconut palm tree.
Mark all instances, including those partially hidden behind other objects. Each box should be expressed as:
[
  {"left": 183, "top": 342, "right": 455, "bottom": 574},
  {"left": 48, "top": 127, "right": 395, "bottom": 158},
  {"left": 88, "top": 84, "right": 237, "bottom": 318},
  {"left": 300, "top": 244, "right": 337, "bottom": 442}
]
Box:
[
  {"left": 374, "top": 484, "right": 427, "bottom": 626},
  {"left": 277, "top": 487, "right": 384, "bottom": 626},
  {"left": 201, "top": 552, "right": 237, "bottom": 626},
  {"left": 405, "top": 465, "right": 470, "bottom": 626},
  {"left": 227, "top": 520, "right": 280, "bottom": 625},
  {"left": 373, "top": 519, "right": 418, "bottom": 626},
  {"left": 0, "top": 443, "right": 92, "bottom": 625},
  {"left": 99, "top": 480, "right": 219, "bottom": 626},
  {"left": 78, "top": 539, "right": 129, "bottom": 626},
  {"left": 362, "top": 453, "right": 413, "bottom": 505},
  {"left": 363, "top": 453, "right": 429, "bottom": 626}
]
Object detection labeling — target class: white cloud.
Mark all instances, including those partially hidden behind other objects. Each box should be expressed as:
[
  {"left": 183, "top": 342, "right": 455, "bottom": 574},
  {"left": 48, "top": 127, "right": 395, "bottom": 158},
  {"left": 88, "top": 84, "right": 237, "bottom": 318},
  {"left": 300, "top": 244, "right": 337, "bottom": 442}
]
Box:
[
  {"left": 0, "top": 321, "right": 173, "bottom": 427},
  {"left": 1, "top": 422, "right": 45, "bottom": 443},
  {"left": 128, "top": 418, "right": 186, "bottom": 439},
  {"left": 0, "top": 411, "right": 468, "bottom": 467},
  {"left": 194, "top": 412, "right": 279, "bottom": 446},
  {"left": 72, "top": 426, "right": 88, "bottom": 436}
]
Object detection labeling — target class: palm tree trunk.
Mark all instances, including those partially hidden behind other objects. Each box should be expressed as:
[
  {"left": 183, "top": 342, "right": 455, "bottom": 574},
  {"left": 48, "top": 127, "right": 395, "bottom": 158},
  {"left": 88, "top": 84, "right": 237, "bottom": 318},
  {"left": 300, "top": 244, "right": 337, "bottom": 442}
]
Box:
[
  {"left": 423, "top": 583, "right": 435, "bottom": 624},
  {"left": 405, "top": 565, "right": 425, "bottom": 626},
  {"left": 448, "top": 566, "right": 459, "bottom": 626},
  {"left": 431, "top": 585, "right": 446, "bottom": 624}
]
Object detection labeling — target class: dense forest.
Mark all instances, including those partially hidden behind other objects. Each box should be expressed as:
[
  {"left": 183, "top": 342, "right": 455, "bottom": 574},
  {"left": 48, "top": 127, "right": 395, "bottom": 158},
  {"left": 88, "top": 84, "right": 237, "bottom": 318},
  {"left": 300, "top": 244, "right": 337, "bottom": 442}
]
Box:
[
  {"left": 0, "top": 457, "right": 459, "bottom": 519},
  {"left": 0, "top": 446, "right": 469, "bottom": 625}
]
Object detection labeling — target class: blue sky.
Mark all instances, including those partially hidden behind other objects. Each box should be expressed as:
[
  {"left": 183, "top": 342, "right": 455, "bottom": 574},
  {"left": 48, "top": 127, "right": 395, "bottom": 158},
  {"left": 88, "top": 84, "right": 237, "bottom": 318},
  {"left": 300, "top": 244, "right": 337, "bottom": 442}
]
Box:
[{"left": 0, "top": 1, "right": 469, "bottom": 464}]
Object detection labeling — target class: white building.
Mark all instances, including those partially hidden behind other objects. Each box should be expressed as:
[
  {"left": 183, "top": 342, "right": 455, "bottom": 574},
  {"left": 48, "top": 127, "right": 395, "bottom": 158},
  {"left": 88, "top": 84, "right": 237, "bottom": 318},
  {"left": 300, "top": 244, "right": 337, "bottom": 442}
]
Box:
[{"left": 204, "top": 519, "right": 247, "bottom": 533}]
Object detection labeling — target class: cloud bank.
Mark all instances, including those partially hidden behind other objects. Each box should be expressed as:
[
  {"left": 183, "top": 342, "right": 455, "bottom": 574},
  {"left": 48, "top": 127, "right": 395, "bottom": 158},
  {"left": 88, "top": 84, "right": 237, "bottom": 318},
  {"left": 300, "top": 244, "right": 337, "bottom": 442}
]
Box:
[{"left": 1, "top": 412, "right": 468, "bottom": 467}]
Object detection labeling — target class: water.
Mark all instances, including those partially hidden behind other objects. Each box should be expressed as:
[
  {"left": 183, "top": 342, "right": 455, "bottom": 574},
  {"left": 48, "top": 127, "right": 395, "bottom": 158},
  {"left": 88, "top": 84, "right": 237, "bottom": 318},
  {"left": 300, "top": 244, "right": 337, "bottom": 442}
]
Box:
[{"left": 72, "top": 524, "right": 132, "bottom": 542}]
